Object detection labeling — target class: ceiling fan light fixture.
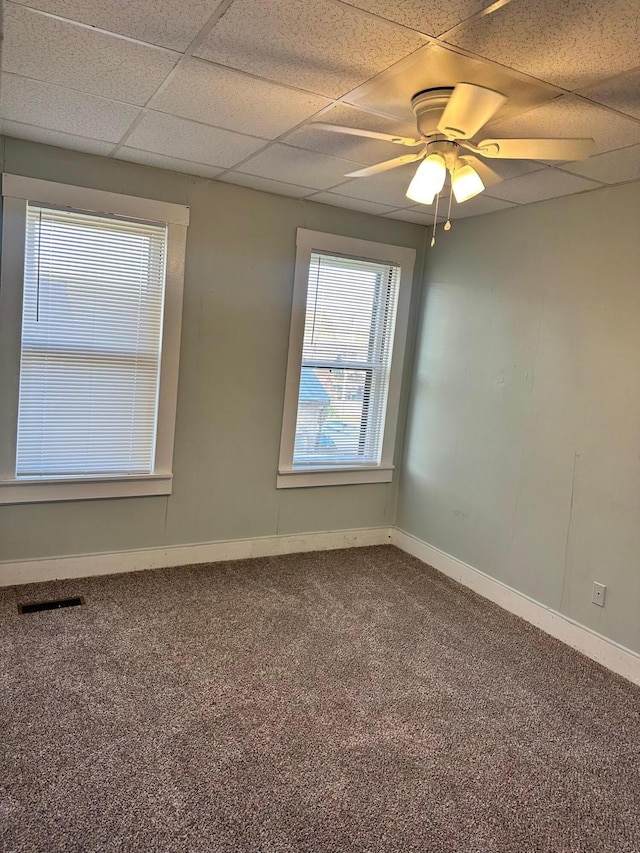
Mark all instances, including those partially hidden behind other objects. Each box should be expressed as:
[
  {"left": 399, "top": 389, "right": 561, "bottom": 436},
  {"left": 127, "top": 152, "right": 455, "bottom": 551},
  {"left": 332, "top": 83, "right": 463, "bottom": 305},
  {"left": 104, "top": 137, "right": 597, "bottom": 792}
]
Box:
[
  {"left": 314, "top": 82, "right": 596, "bottom": 216},
  {"left": 451, "top": 162, "right": 485, "bottom": 203},
  {"left": 405, "top": 153, "right": 446, "bottom": 204}
]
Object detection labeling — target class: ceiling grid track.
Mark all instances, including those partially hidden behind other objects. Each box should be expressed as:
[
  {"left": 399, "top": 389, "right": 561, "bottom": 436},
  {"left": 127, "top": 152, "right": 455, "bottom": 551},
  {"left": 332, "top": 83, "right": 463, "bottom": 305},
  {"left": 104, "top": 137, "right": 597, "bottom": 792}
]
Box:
[{"left": 1, "top": 0, "right": 638, "bottom": 218}]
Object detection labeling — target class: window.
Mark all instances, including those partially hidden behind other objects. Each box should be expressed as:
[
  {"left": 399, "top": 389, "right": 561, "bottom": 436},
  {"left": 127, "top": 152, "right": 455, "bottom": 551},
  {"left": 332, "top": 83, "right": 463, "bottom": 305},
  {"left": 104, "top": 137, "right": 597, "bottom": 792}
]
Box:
[
  {"left": 278, "top": 229, "right": 415, "bottom": 488},
  {"left": 0, "top": 175, "right": 189, "bottom": 504}
]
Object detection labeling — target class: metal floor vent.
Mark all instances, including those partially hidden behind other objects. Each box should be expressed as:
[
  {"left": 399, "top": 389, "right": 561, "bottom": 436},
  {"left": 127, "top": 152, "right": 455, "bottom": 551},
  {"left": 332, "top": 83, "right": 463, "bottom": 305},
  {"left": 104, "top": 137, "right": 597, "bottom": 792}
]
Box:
[{"left": 19, "top": 596, "right": 84, "bottom": 614}]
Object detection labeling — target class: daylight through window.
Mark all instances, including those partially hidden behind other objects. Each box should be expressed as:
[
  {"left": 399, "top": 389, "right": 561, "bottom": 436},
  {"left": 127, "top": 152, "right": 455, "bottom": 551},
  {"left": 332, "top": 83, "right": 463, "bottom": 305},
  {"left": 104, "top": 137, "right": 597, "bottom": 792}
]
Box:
[
  {"left": 278, "top": 229, "right": 415, "bottom": 489},
  {"left": 0, "top": 174, "right": 188, "bottom": 504},
  {"left": 17, "top": 205, "right": 167, "bottom": 478},
  {"left": 294, "top": 252, "right": 400, "bottom": 468}
]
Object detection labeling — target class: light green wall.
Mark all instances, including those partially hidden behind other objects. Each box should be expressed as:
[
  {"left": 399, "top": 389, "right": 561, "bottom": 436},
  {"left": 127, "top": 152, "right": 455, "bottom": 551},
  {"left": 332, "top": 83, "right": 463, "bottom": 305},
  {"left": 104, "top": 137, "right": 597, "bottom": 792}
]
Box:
[
  {"left": 0, "top": 137, "right": 426, "bottom": 561},
  {"left": 5, "top": 137, "right": 638, "bottom": 658},
  {"left": 398, "top": 180, "right": 640, "bottom": 654}
]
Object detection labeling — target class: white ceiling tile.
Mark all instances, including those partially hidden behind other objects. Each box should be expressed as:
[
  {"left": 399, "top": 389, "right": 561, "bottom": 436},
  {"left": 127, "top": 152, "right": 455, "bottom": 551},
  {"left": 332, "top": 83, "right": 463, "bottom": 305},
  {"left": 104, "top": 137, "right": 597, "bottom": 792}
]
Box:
[
  {"left": 446, "top": 195, "right": 516, "bottom": 219},
  {"left": 580, "top": 69, "right": 640, "bottom": 121},
  {"left": 486, "top": 168, "right": 602, "bottom": 204},
  {"left": 115, "top": 147, "right": 223, "bottom": 178},
  {"left": 282, "top": 104, "right": 419, "bottom": 166},
  {"left": 8, "top": 0, "right": 224, "bottom": 51},
  {"left": 487, "top": 95, "right": 640, "bottom": 157},
  {"left": 307, "top": 193, "right": 398, "bottom": 215},
  {"left": 341, "top": 0, "right": 491, "bottom": 38},
  {"left": 390, "top": 194, "right": 519, "bottom": 224},
  {"left": 298, "top": 103, "right": 418, "bottom": 138},
  {"left": 4, "top": 3, "right": 178, "bottom": 106},
  {"left": 194, "top": 0, "right": 425, "bottom": 98},
  {"left": 125, "top": 112, "right": 267, "bottom": 168},
  {"left": 559, "top": 144, "right": 640, "bottom": 185},
  {"left": 216, "top": 172, "right": 314, "bottom": 198},
  {"left": 344, "top": 43, "right": 559, "bottom": 125},
  {"left": 0, "top": 119, "right": 115, "bottom": 155},
  {"left": 468, "top": 158, "right": 544, "bottom": 182},
  {"left": 383, "top": 208, "right": 432, "bottom": 224},
  {"left": 330, "top": 164, "right": 421, "bottom": 207},
  {"left": 0, "top": 73, "right": 141, "bottom": 141},
  {"left": 150, "top": 58, "right": 330, "bottom": 139},
  {"left": 235, "top": 144, "right": 359, "bottom": 190},
  {"left": 446, "top": 0, "right": 640, "bottom": 91}
]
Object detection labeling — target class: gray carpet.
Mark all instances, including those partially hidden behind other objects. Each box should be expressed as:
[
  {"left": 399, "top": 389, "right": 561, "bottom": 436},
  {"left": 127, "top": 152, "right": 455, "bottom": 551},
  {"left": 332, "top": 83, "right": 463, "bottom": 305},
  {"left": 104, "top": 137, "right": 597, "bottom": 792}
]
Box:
[{"left": 1, "top": 545, "right": 639, "bottom": 853}]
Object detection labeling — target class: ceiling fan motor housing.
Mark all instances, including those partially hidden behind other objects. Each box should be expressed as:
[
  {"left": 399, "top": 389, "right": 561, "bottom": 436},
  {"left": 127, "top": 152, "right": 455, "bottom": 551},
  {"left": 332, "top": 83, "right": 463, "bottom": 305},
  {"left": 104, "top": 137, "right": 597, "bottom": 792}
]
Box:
[
  {"left": 426, "top": 139, "right": 460, "bottom": 169},
  {"left": 411, "top": 88, "right": 455, "bottom": 138}
]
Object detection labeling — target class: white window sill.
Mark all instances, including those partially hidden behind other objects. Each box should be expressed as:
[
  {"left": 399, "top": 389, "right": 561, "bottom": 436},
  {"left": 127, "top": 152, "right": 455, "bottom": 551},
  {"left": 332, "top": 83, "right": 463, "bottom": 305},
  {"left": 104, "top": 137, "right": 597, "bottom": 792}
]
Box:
[
  {"left": 0, "top": 473, "right": 173, "bottom": 505},
  {"left": 276, "top": 466, "right": 393, "bottom": 489}
]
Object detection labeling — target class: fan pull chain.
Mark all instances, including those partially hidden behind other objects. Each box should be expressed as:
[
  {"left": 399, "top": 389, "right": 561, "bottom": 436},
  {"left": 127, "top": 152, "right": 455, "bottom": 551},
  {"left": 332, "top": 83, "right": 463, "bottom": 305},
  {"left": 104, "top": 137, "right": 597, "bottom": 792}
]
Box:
[
  {"left": 430, "top": 192, "right": 440, "bottom": 247},
  {"left": 444, "top": 189, "right": 453, "bottom": 231}
]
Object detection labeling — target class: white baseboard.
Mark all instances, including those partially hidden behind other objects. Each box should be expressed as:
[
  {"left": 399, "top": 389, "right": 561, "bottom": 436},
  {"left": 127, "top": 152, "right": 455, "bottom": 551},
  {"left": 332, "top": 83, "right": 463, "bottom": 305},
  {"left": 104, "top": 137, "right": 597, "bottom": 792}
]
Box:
[
  {"left": 0, "top": 526, "right": 393, "bottom": 588},
  {"left": 3, "top": 523, "right": 638, "bottom": 687},
  {"left": 392, "top": 528, "right": 640, "bottom": 687}
]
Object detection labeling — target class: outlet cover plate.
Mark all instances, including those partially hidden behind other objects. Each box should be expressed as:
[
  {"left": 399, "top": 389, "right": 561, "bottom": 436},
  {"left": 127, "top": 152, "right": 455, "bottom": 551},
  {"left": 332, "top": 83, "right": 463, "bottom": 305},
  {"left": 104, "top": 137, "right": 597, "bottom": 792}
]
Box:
[{"left": 592, "top": 582, "right": 606, "bottom": 607}]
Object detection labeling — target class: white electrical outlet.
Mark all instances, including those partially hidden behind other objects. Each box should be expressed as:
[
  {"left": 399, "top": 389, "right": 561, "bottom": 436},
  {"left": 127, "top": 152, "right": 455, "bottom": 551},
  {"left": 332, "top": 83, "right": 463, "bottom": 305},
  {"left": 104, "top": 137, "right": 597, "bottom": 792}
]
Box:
[{"left": 592, "top": 582, "right": 606, "bottom": 607}]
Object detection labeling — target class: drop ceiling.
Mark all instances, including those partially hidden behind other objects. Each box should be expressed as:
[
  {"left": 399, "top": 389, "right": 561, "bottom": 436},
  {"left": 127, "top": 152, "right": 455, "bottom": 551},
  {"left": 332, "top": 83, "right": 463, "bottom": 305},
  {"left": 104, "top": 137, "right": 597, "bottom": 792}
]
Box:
[{"left": 1, "top": 0, "right": 639, "bottom": 223}]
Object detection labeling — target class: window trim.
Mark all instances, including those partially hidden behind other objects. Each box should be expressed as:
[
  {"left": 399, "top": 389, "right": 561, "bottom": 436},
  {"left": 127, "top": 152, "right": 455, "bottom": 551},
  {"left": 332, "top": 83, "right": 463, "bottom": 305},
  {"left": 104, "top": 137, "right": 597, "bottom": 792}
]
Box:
[
  {"left": 0, "top": 174, "right": 189, "bottom": 505},
  {"left": 277, "top": 228, "right": 415, "bottom": 489}
]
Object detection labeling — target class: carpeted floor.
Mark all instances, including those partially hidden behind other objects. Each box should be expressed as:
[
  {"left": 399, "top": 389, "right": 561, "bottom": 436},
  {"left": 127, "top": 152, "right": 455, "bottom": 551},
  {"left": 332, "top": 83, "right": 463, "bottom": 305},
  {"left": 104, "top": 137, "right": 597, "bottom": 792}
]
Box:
[{"left": 1, "top": 545, "right": 639, "bottom": 853}]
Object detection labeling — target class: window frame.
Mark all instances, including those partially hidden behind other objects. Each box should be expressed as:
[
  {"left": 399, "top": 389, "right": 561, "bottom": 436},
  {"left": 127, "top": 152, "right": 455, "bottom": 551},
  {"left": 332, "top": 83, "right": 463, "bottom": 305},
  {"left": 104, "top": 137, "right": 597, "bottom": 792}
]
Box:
[
  {"left": 0, "top": 174, "right": 189, "bottom": 505},
  {"left": 277, "top": 228, "right": 415, "bottom": 489}
]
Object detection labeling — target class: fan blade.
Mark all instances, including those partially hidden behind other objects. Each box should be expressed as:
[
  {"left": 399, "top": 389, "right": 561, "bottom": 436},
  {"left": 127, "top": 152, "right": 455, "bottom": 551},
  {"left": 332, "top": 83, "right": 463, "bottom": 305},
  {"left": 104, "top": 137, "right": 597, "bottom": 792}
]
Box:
[
  {"left": 437, "top": 84, "right": 507, "bottom": 140},
  {"left": 459, "top": 155, "right": 503, "bottom": 188},
  {"left": 477, "top": 137, "right": 594, "bottom": 160},
  {"left": 345, "top": 152, "right": 425, "bottom": 178},
  {"left": 308, "top": 122, "right": 422, "bottom": 147}
]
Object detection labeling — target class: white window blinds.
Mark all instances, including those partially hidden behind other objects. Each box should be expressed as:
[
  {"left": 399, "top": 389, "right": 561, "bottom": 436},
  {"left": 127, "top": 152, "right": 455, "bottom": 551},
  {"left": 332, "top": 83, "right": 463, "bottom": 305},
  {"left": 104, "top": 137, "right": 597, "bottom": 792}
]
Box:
[
  {"left": 293, "top": 251, "right": 401, "bottom": 468},
  {"left": 16, "top": 204, "right": 167, "bottom": 478}
]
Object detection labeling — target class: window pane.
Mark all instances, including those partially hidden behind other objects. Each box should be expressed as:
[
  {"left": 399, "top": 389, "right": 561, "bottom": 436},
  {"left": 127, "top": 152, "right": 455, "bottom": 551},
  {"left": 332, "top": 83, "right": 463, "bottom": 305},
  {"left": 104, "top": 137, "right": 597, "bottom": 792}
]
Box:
[
  {"left": 17, "top": 354, "right": 159, "bottom": 476},
  {"left": 16, "top": 206, "right": 167, "bottom": 478},
  {"left": 293, "top": 251, "right": 401, "bottom": 469},
  {"left": 303, "top": 255, "right": 379, "bottom": 364},
  {"left": 294, "top": 367, "right": 370, "bottom": 463}
]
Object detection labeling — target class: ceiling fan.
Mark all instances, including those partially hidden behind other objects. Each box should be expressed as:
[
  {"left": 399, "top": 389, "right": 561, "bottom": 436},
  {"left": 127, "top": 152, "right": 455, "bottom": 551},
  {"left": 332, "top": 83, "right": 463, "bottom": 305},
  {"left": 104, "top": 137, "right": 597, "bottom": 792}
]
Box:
[{"left": 310, "top": 83, "right": 594, "bottom": 225}]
